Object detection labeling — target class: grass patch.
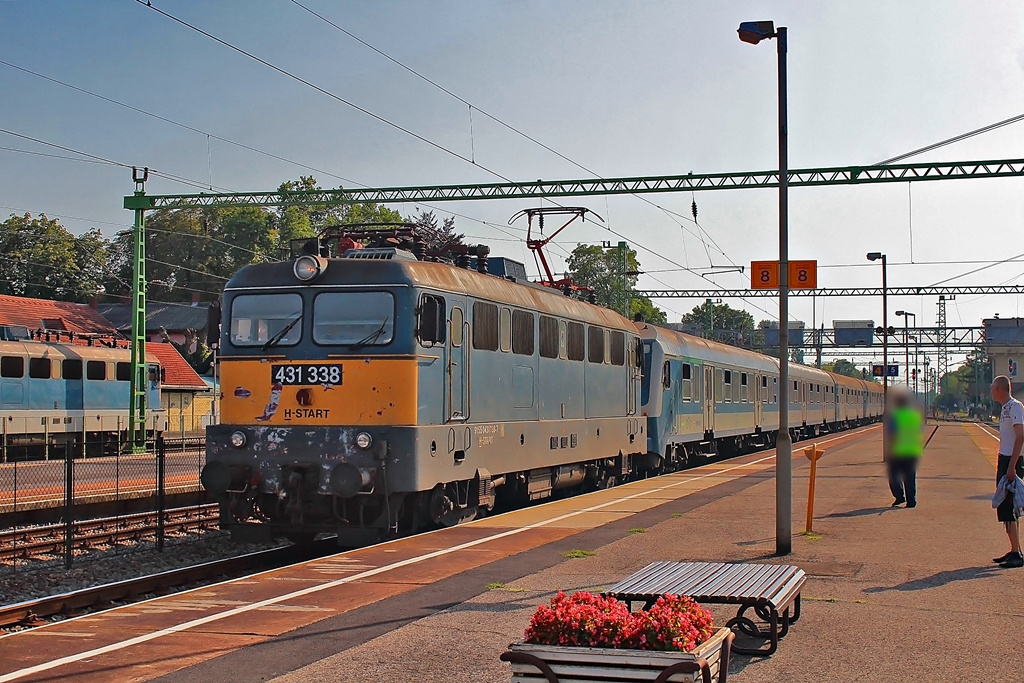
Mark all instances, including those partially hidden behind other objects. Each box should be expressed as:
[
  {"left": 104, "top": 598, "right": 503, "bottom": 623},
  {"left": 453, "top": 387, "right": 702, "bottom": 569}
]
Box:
[
  {"left": 671, "top": 513, "right": 684, "bottom": 518},
  {"left": 486, "top": 582, "right": 506, "bottom": 590},
  {"left": 563, "top": 549, "right": 596, "bottom": 559},
  {"left": 629, "top": 528, "right": 647, "bottom": 534},
  {"left": 801, "top": 530, "right": 822, "bottom": 542}
]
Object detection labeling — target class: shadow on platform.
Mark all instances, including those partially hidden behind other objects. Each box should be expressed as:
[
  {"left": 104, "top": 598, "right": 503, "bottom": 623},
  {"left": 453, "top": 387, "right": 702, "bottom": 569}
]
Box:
[{"left": 864, "top": 565, "right": 1002, "bottom": 593}]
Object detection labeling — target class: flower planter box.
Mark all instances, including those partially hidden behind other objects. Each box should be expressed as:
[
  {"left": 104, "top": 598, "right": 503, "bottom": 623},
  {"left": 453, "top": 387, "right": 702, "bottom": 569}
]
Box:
[{"left": 501, "top": 626, "right": 734, "bottom": 683}]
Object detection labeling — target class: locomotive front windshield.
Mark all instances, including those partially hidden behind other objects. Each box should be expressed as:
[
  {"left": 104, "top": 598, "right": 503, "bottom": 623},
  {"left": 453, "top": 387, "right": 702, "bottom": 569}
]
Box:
[
  {"left": 313, "top": 291, "right": 395, "bottom": 346},
  {"left": 230, "top": 293, "right": 303, "bottom": 347}
]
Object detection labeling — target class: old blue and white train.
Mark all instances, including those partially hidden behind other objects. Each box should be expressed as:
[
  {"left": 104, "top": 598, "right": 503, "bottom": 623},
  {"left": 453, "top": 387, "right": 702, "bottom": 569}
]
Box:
[
  {"left": 201, "top": 227, "right": 883, "bottom": 545},
  {"left": 0, "top": 327, "right": 165, "bottom": 459}
]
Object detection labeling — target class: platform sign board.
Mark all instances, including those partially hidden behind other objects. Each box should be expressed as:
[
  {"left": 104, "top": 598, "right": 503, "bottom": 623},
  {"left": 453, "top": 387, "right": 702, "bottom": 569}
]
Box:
[
  {"left": 751, "top": 261, "right": 779, "bottom": 289},
  {"left": 871, "top": 364, "right": 899, "bottom": 378},
  {"left": 751, "top": 260, "right": 817, "bottom": 289},
  {"left": 788, "top": 260, "right": 817, "bottom": 289}
]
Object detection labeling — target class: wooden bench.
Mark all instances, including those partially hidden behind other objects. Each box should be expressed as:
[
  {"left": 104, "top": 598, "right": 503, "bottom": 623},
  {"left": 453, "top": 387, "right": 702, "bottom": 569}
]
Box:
[{"left": 603, "top": 561, "right": 806, "bottom": 656}]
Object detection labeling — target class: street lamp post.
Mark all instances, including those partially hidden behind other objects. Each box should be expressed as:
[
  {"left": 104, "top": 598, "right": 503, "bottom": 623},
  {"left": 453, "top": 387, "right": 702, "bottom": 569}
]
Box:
[
  {"left": 868, "top": 252, "right": 888, "bottom": 457},
  {"left": 738, "top": 20, "right": 791, "bottom": 555},
  {"left": 895, "top": 311, "right": 916, "bottom": 387}
]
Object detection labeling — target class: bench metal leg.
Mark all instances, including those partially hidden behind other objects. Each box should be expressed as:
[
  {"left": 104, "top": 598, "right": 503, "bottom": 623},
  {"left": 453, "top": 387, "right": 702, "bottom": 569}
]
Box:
[{"left": 726, "top": 602, "right": 780, "bottom": 656}]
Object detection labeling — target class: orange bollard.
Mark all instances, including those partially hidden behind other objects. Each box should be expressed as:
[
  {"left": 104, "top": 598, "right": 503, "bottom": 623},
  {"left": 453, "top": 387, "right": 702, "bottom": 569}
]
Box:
[{"left": 804, "top": 444, "right": 825, "bottom": 533}]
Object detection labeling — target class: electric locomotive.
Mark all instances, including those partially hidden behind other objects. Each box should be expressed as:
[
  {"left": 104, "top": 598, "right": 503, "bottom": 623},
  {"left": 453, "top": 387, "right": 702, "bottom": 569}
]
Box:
[{"left": 203, "top": 227, "right": 645, "bottom": 544}]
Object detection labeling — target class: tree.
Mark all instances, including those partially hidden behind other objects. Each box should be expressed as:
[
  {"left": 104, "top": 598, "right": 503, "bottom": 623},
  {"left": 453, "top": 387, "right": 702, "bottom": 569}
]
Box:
[
  {"left": 0, "top": 213, "right": 109, "bottom": 302},
  {"left": 565, "top": 243, "right": 667, "bottom": 322},
  {"left": 681, "top": 301, "right": 754, "bottom": 347},
  {"left": 409, "top": 209, "right": 463, "bottom": 251},
  {"left": 822, "top": 359, "right": 867, "bottom": 379}
]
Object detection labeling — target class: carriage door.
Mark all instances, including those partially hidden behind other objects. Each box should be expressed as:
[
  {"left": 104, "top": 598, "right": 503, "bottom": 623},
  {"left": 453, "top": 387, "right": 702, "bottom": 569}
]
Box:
[
  {"left": 446, "top": 306, "right": 467, "bottom": 421},
  {"left": 703, "top": 365, "right": 714, "bottom": 435},
  {"left": 753, "top": 373, "right": 762, "bottom": 427},
  {"left": 800, "top": 382, "right": 808, "bottom": 425}
]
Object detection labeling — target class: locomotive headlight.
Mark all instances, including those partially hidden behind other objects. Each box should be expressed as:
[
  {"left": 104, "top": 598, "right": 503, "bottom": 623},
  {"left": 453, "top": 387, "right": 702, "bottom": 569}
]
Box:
[
  {"left": 230, "top": 430, "right": 247, "bottom": 448},
  {"left": 355, "top": 432, "right": 373, "bottom": 450},
  {"left": 293, "top": 254, "right": 327, "bottom": 281}
]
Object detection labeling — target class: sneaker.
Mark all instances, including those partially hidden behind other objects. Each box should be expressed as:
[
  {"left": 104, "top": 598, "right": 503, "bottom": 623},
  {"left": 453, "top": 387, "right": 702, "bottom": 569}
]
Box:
[
  {"left": 906, "top": 501, "right": 917, "bottom": 508},
  {"left": 993, "top": 552, "right": 1012, "bottom": 563},
  {"left": 891, "top": 499, "right": 905, "bottom": 507},
  {"left": 999, "top": 552, "right": 1024, "bottom": 569}
]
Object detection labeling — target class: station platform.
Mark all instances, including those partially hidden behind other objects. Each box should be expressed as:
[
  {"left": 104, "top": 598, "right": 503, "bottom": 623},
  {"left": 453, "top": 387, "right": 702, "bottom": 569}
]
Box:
[{"left": 0, "top": 422, "right": 1019, "bottom": 682}]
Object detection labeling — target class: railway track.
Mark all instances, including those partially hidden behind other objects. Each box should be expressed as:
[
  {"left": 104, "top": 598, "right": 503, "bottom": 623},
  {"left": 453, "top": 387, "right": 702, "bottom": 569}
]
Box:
[
  {"left": 0, "top": 504, "right": 220, "bottom": 563},
  {"left": 0, "top": 539, "right": 338, "bottom": 630}
]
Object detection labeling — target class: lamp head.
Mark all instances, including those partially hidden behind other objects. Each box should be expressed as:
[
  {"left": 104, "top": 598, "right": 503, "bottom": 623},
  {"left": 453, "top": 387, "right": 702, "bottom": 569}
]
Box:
[
  {"left": 895, "top": 310, "right": 906, "bottom": 316},
  {"left": 738, "top": 21, "right": 776, "bottom": 44},
  {"left": 866, "top": 252, "right": 883, "bottom": 261}
]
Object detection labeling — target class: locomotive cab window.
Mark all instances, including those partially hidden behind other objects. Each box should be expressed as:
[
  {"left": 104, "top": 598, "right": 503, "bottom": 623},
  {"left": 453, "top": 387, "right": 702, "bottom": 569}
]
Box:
[
  {"left": 450, "top": 306, "right": 464, "bottom": 347},
  {"left": 499, "top": 307, "right": 512, "bottom": 352},
  {"left": 0, "top": 356, "right": 24, "bottom": 378},
  {"left": 539, "top": 316, "right": 558, "bottom": 358},
  {"left": 512, "top": 310, "right": 534, "bottom": 355},
  {"left": 86, "top": 360, "right": 106, "bottom": 380},
  {"left": 62, "top": 359, "right": 82, "bottom": 380},
  {"left": 567, "top": 322, "right": 584, "bottom": 361},
  {"left": 418, "top": 294, "right": 446, "bottom": 345},
  {"left": 609, "top": 330, "right": 625, "bottom": 366},
  {"left": 588, "top": 326, "right": 604, "bottom": 363},
  {"left": 29, "top": 357, "right": 51, "bottom": 379},
  {"left": 314, "top": 292, "right": 394, "bottom": 346},
  {"left": 681, "top": 363, "right": 692, "bottom": 401},
  {"left": 116, "top": 362, "right": 131, "bottom": 381},
  {"left": 230, "top": 293, "right": 303, "bottom": 347},
  {"left": 472, "top": 301, "right": 498, "bottom": 351}
]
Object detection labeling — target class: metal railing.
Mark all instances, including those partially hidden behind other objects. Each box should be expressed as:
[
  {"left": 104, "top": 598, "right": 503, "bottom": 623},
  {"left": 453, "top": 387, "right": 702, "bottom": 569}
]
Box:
[{"left": 0, "top": 436, "right": 209, "bottom": 575}]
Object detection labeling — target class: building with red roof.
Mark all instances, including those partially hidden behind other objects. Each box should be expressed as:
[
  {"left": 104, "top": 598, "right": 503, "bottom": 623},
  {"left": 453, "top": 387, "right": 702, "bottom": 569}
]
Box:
[{"left": 0, "top": 293, "right": 120, "bottom": 336}]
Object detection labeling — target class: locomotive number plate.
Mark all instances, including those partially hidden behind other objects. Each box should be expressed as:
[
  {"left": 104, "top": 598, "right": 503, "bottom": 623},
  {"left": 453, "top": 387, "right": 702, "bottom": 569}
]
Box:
[{"left": 271, "top": 364, "right": 343, "bottom": 386}]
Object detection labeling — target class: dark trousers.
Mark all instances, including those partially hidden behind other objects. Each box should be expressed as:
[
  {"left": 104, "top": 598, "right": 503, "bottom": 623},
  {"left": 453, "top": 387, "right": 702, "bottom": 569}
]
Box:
[{"left": 888, "top": 458, "right": 919, "bottom": 504}]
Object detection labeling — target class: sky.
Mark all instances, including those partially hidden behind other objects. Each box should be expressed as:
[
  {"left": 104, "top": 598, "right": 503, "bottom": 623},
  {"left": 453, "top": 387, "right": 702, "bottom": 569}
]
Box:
[{"left": 2, "top": 0, "right": 1024, "bottom": 369}]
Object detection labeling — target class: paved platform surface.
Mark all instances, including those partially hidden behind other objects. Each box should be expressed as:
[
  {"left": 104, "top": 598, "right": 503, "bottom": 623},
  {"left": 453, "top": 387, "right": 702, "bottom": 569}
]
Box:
[
  {"left": 258, "top": 423, "right": 1020, "bottom": 683},
  {"left": 3, "top": 422, "right": 1017, "bottom": 682}
]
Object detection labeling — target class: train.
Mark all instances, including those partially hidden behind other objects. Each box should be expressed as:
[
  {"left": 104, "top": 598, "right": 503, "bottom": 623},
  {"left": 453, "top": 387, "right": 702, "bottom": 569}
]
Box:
[
  {"left": 201, "top": 227, "right": 883, "bottom": 544},
  {"left": 0, "top": 328, "right": 166, "bottom": 459}
]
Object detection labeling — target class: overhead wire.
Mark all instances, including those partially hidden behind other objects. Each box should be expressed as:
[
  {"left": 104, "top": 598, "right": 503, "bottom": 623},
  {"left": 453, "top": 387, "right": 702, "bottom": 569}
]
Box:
[{"left": 876, "top": 112, "right": 1024, "bottom": 165}]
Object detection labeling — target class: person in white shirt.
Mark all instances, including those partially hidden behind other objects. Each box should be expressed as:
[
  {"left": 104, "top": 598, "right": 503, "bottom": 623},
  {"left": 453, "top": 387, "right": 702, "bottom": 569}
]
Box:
[{"left": 992, "top": 375, "right": 1024, "bottom": 568}]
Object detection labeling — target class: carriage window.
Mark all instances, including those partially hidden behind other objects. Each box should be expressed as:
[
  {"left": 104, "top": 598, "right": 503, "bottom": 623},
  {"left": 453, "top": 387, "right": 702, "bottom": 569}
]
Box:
[
  {"left": 662, "top": 361, "right": 671, "bottom": 389},
  {"left": 588, "top": 326, "right": 605, "bottom": 363},
  {"left": 512, "top": 310, "right": 534, "bottom": 355},
  {"left": 86, "top": 360, "right": 106, "bottom": 380},
  {"left": 450, "top": 306, "right": 464, "bottom": 347},
  {"left": 567, "top": 322, "right": 584, "bottom": 361},
  {"left": 472, "top": 302, "right": 499, "bottom": 351},
  {"left": 313, "top": 292, "right": 394, "bottom": 347},
  {"left": 715, "top": 368, "right": 724, "bottom": 403},
  {"left": 418, "top": 294, "right": 446, "bottom": 345},
  {"left": 499, "top": 307, "right": 512, "bottom": 352},
  {"left": 1, "top": 356, "right": 24, "bottom": 378},
  {"left": 29, "top": 357, "right": 51, "bottom": 379},
  {"left": 741, "top": 372, "right": 749, "bottom": 402},
  {"left": 761, "top": 375, "right": 769, "bottom": 403},
  {"left": 231, "top": 293, "right": 303, "bottom": 347},
  {"left": 539, "top": 315, "right": 559, "bottom": 358},
  {"left": 609, "top": 330, "right": 625, "bottom": 366},
  {"left": 681, "top": 363, "right": 692, "bottom": 401},
  {"left": 62, "top": 359, "right": 82, "bottom": 380},
  {"left": 116, "top": 362, "right": 132, "bottom": 381}
]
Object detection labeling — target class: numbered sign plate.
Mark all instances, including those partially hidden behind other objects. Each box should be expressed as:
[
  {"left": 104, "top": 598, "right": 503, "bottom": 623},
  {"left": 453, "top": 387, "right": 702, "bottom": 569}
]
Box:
[
  {"left": 271, "top": 364, "right": 343, "bottom": 386},
  {"left": 788, "top": 260, "right": 817, "bottom": 289},
  {"left": 751, "top": 261, "right": 780, "bottom": 289}
]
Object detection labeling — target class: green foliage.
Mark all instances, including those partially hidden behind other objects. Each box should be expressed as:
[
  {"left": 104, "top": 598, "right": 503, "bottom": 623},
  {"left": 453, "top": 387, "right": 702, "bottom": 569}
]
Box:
[
  {"left": 408, "top": 209, "right": 463, "bottom": 251},
  {"left": 628, "top": 527, "right": 646, "bottom": 534},
  {"left": 486, "top": 582, "right": 506, "bottom": 590},
  {"left": 684, "top": 300, "right": 754, "bottom": 333},
  {"left": 822, "top": 359, "right": 866, "bottom": 379},
  {"left": 562, "top": 549, "right": 596, "bottom": 558},
  {"left": 0, "top": 213, "right": 109, "bottom": 302},
  {"left": 565, "top": 243, "right": 666, "bottom": 322}
]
